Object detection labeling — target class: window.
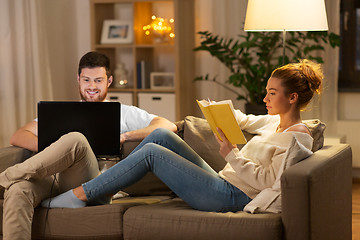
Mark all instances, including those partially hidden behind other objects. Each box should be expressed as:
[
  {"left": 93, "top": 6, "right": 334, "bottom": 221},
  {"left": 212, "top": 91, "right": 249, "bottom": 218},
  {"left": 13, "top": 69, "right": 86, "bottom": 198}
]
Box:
[{"left": 339, "top": 0, "right": 360, "bottom": 91}]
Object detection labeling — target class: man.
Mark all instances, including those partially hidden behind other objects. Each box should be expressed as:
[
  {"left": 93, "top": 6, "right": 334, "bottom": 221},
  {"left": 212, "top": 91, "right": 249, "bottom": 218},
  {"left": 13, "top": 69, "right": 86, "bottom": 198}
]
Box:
[
  {"left": 2, "top": 51, "right": 177, "bottom": 240},
  {"left": 10, "top": 51, "right": 177, "bottom": 152}
]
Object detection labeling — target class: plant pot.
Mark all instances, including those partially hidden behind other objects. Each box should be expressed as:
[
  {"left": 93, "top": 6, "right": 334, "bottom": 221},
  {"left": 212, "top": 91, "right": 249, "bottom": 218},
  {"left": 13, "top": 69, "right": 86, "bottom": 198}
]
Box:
[{"left": 245, "top": 103, "right": 267, "bottom": 115}]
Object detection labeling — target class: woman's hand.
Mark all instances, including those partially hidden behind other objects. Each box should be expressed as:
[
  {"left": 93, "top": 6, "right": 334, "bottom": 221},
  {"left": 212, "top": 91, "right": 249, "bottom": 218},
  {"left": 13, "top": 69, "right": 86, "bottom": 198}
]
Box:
[{"left": 215, "top": 128, "right": 237, "bottom": 158}]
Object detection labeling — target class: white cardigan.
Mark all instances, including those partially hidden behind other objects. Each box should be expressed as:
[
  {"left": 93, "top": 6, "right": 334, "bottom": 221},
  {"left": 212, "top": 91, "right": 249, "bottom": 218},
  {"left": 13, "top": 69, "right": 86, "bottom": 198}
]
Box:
[{"left": 218, "top": 111, "right": 313, "bottom": 213}]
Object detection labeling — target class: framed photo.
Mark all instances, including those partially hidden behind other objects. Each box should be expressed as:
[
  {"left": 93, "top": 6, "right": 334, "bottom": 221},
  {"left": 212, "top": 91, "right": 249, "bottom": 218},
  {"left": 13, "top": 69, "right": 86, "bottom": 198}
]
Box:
[
  {"left": 150, "top": 72, "right": 175, "bottom": 90},
  {"left": 101, "top": 20, "right": 133, "bottom": 44}
]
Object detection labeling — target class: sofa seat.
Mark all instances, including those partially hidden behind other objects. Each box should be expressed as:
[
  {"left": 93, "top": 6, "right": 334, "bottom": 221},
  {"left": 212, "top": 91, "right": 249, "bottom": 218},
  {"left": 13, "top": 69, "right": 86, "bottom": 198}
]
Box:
[
  {"left": 123, "top": 198, "right": 283, "bottom": 240},
  {"left": 29, "top": 196, "right": 171, "bottom": 240}
]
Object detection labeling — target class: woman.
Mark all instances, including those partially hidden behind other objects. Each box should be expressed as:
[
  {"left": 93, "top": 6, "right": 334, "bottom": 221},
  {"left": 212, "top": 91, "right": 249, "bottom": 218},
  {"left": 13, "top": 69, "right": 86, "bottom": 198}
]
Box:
[{"left": 42, "top": 59, "right": 322, "bottom": 213}]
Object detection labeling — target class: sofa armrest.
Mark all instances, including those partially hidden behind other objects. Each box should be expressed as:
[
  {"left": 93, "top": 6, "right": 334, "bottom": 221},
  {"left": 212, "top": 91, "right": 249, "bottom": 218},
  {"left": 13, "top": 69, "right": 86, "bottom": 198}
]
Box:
[
  {"left": 281, "top": 144, "right": 352, "bottom": 240},
  {"left": 0, "top": 146, "right": 34, "bottom": 172}
]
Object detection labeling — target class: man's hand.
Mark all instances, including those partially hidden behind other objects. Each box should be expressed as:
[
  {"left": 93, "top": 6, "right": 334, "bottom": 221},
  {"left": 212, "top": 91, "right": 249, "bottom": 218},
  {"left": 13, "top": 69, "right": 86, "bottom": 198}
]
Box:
[
  {"left": 214, "top": 128, "right": 237, "bottom": 158},
  {"left": 120, "top": 132, "right": 128, "bottom": 147},
  {"left": 119, "top": 116, "right": 177, "bottom": 145}
]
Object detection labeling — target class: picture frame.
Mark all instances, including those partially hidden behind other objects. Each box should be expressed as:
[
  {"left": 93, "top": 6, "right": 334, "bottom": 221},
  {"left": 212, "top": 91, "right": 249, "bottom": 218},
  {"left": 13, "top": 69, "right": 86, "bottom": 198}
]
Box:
[
  {"left": 150, "top": 72, "right": 175, "bottom": 90},
  {"left": 101, "top": 20, "right": 133, "bottom": 44}
]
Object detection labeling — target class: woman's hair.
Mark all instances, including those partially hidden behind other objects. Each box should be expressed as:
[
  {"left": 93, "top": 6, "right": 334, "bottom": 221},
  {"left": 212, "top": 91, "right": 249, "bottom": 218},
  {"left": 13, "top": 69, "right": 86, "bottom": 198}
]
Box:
[{"left": 271, "top": 59, "right": 323, "bottom": 110}]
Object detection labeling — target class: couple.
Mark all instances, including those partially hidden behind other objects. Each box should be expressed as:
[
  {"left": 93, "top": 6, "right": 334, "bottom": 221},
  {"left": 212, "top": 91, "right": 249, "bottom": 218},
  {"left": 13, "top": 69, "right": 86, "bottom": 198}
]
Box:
[{"left": 2, "top": 56, "right": 322, "bottom": 239}]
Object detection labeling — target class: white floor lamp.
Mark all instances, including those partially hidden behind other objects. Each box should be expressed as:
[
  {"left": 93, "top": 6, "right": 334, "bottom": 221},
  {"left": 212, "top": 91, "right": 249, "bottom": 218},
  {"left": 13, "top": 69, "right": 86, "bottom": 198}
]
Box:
[{"left": 244, "top": 0, "right": 329, "bottom": 65}]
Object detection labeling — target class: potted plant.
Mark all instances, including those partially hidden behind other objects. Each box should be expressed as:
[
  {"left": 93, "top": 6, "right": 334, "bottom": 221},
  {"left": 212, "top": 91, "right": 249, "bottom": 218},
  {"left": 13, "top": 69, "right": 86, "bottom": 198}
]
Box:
[{"left": 194, "top": 31, "right": 340, "bottom": 114}]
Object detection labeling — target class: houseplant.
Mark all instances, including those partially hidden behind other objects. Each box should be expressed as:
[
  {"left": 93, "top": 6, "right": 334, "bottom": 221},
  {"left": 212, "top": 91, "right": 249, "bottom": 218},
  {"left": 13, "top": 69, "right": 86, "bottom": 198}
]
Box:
[{"left": 194, "top": 31, "right": 340, "bottom": 114}]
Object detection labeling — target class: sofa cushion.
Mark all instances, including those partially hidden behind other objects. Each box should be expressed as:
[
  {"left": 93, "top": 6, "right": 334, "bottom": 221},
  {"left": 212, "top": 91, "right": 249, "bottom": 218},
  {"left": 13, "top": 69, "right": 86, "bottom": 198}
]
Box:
[
  {"left": 182, "top": 116, "right": 229, "bottom": 172},
  {"left": 123, "top": 199, "right": 283, "bottom": 240},
  {"left": 302, "top": 119, "right": 326, "bottom": 152},
  {"left": 28, "top": 196, "right": 170, "bottom": 239}
]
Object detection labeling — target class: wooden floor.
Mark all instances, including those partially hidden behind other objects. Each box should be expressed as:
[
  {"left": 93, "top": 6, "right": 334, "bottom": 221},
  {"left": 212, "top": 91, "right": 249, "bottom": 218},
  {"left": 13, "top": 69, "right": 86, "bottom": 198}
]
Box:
[{"left": 353, "top": 180, "right": 360, "bottom": 240}]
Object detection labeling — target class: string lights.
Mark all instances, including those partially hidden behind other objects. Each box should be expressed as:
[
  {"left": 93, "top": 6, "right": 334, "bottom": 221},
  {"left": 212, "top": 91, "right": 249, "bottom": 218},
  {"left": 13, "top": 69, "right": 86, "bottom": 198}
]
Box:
[{"left": 142, "top": 15, "right": 175, "bottom": 42}]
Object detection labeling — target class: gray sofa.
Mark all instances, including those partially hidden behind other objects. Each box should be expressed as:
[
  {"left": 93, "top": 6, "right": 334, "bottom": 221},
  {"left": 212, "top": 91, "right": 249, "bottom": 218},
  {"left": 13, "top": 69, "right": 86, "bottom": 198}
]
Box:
[{"left": 0, "top": 116, "right": 352, "bottom": 240}]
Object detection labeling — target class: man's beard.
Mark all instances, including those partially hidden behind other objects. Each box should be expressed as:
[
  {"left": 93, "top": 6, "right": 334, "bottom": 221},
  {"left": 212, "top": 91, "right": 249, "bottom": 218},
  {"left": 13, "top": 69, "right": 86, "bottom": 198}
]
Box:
[{"left": 79, "top": 88, "right": 107, "bottom": 102}]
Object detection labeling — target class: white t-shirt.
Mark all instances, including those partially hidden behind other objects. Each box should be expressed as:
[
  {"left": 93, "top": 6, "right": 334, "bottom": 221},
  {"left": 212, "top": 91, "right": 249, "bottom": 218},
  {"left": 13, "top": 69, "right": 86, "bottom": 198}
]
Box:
[
  {"left": 34, "top": 104, "right": 156, "bottom": 135},
  {"left": 120, "top": 104, "right": 156, "bottom": 133}
]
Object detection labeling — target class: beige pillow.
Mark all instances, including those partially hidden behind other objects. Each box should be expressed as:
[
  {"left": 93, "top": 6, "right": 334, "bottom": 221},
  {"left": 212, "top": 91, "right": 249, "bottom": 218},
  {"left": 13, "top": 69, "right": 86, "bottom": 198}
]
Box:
[{"left": 302, "top": 119, "right": 326, "bottom": 152}]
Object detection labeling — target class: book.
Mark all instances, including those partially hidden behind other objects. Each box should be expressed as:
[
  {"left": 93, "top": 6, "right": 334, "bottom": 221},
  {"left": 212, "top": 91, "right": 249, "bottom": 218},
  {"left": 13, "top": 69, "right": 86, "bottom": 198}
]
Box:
[
  {"left": 197, "top": 99, "right": 247, "bottom": 145},
  {"left": 136, "top": 62, "right": 142, "bottom": 89},
  {"left": 136, "top": 61, "right": 152, "bottom": 89}
]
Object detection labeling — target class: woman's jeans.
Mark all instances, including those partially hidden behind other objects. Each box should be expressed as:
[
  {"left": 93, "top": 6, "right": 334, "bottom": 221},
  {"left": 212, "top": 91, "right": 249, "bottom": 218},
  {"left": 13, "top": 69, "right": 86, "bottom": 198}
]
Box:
[{"left": 83, "top": 128, "right": 251, "bottom": 212}]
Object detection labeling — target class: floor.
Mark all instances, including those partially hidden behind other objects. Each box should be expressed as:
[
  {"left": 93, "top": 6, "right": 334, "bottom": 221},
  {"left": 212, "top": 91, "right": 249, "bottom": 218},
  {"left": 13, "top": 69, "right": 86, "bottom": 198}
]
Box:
[{"left": 353, "top": 180, "right": 360, "bottom": 240}]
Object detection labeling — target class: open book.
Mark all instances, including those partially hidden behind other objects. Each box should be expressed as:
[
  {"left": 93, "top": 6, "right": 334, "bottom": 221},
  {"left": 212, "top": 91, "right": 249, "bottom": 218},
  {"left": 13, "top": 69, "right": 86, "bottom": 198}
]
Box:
[{"left": 197, "top": 99, "right": 247, "bottom": 145}]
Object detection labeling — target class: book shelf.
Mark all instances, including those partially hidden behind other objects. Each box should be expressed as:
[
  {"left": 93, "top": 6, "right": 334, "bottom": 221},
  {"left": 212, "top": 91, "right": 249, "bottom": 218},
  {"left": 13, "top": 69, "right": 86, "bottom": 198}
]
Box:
[{"left": 90, "top": 0, "right": 196, "bottom": 121}]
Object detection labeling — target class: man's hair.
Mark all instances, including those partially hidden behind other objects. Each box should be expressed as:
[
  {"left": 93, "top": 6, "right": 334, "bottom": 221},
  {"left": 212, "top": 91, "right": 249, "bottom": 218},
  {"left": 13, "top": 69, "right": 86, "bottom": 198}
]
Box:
[{"left": 78, "top": 52, "right": 111, "bottom": 78}]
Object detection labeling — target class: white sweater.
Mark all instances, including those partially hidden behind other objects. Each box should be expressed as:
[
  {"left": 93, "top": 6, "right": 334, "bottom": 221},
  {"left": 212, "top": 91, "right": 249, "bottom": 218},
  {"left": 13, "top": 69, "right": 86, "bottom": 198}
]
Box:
[{"left": 218, "top": 111, "right": 313, "bottom": 213}]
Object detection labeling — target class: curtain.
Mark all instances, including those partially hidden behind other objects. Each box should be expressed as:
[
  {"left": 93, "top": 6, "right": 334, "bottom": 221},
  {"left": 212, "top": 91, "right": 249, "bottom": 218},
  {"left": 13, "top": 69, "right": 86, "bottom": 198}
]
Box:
[
  {"left": 301, "top": 0, "right": 340, "bottom": 136},
  {"left": 0, "top": 0, "right": 53, "bottom": 148},
  {"left": 194, "top": 0, "right": 248, "bottom": 111}
]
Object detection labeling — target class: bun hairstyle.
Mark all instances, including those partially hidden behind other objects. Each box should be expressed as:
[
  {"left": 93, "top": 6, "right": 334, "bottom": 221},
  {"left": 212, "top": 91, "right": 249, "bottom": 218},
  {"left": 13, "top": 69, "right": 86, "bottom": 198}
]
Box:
[{"left": 271, "top": 59, "right": 323, "bottom": 110}]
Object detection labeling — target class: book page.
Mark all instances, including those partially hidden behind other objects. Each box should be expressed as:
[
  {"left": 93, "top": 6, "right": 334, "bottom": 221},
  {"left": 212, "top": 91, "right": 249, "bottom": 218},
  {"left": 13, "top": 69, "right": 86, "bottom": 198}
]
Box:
[{"left": 197, "top": 99, "right": 247, "bottom": 144}]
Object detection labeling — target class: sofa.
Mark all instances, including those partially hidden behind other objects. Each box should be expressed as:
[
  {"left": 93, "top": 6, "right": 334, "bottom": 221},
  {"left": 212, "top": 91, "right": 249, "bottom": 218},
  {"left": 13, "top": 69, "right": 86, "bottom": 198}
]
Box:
[{"left": 0, "top": 116, "right": 352, "bottom": 240}]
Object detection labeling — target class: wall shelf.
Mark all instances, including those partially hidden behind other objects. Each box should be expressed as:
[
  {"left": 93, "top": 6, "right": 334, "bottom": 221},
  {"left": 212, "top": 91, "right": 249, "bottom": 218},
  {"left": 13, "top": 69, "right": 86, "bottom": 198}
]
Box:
[{"left": 90, "top": 0, "right": 196, "bottom": 121}]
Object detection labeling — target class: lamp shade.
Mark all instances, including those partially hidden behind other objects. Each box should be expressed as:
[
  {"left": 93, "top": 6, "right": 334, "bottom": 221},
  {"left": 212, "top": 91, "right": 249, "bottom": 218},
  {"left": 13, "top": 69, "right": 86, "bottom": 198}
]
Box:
[{"left": 244, "top": 0, "right": 328, "bottom": 31}]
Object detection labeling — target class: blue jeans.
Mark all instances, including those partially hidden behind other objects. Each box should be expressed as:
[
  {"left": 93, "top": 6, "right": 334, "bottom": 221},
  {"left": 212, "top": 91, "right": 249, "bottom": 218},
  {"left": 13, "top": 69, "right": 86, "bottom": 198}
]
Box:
[{"left": 82, "top": 128, "right": 251, "bottom": 212}]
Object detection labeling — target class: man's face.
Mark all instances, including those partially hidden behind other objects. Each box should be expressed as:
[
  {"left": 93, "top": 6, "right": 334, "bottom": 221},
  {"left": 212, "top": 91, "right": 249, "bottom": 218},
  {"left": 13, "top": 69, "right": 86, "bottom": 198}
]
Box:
[{"left": 78, "top": 67, "right": 112, "bottom": 102}]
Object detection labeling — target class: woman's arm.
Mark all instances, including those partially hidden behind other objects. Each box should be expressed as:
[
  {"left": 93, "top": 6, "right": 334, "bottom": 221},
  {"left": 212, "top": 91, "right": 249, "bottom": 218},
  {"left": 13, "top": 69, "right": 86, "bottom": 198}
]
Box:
[
  {"left": 234, "top": 110, "right": 279, "bottom": 135},
  {"left": 221, "top": 132, "right": 313, "bottom": 193}
]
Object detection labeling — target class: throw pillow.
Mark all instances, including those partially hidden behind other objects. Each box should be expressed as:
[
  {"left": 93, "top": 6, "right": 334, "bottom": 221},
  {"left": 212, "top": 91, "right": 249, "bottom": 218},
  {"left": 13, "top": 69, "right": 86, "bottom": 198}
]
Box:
[{"left": 302, "top": 119, "right": 326, "bottom": 152}]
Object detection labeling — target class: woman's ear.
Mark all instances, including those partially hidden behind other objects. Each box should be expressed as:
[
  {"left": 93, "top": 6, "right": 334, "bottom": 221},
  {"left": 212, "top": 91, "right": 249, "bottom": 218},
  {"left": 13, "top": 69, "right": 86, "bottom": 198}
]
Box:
[{"left": 289, "top": 92, "right": 298, "bottom": 104}]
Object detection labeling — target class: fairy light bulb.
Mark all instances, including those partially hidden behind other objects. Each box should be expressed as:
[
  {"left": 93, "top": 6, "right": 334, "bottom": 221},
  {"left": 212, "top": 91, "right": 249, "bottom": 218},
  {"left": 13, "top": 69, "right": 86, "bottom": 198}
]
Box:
[{"left": 142, "top": 15, "right": 175, "bottom": 42}]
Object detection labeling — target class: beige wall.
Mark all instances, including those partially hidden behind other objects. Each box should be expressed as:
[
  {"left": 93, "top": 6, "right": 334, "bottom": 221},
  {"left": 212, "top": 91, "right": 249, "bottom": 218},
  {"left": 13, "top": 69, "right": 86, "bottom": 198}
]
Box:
[
  {"left": 41, "top": 0, "right": 91, "bottom": 101},
  {"left": 338, "top": 93, "right": 360, "bottom": 167}
]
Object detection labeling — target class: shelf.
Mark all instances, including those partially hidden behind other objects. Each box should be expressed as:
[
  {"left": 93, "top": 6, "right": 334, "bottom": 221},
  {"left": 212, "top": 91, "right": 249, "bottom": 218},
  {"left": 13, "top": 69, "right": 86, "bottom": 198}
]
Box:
[
  {"left": 109, "top": 88, "right": 175, "bottom": 93},
  {"left": 90, "top": 0, "right": 196, "bottom": 120},
  {"left": 95, "top": 44, "right": 134, "bottom": 49}
]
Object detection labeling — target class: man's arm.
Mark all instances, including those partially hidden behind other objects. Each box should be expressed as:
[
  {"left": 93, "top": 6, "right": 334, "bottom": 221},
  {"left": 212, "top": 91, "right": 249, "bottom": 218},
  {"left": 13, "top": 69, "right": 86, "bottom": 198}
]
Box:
[
  {"left": 9, "top": 120, "right": 38, "bottom": 152},
  {"left": 120, "top": 116, "right": 177, "bottom": 144}
]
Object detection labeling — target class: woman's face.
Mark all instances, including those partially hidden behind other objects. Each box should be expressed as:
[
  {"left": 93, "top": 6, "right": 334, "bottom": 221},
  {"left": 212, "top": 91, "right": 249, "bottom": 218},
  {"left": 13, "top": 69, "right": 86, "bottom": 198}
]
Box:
[{"left": 263, "top": 77, "right": 292, "bottom": 115}]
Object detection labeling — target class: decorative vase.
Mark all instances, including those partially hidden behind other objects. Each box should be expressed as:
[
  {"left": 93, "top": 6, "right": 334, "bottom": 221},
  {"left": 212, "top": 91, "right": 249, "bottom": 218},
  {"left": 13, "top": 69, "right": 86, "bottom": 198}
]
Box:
[{"left": 113, "top": 63, "right": 129, "bottom": 88}]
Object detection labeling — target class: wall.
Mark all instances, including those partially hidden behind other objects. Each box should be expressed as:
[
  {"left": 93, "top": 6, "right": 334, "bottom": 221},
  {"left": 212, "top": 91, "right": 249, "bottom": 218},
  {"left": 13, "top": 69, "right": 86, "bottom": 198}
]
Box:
[
  {"left": 194, "top": 0, "right": 248, "bottom": 113},
  {"left": 41, "top": 0, "right": 91, "bottom": 101},
  {"left": 339, "top": 93, "right": 360, "bottom": 168}
]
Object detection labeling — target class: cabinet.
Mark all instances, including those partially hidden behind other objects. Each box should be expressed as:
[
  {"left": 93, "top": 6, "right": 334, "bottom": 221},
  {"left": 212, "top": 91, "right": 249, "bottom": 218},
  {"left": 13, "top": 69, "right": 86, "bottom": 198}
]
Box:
[
  {"left": 90, "top": 0, "right": 196, "bottom": 121},
  {"left": 138, "top": 93, "right": 175, "bottom": 121}
]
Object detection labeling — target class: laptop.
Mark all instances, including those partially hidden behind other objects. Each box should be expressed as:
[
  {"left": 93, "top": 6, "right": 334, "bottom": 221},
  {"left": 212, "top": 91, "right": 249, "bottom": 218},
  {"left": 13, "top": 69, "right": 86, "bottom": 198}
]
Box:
[{"left": 38, "top": 101, "right": 121, "bottom": 157}]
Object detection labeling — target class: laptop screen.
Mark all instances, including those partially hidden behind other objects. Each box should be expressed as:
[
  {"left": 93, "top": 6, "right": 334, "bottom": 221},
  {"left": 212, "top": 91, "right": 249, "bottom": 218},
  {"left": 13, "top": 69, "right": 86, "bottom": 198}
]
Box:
[{"left": 38, "top": 101, "right": 120, "bottom": 157}]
